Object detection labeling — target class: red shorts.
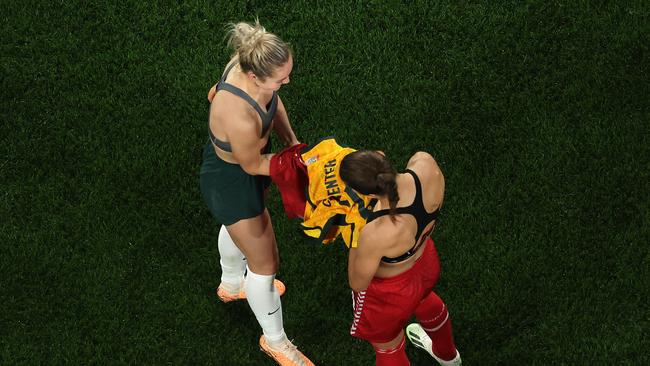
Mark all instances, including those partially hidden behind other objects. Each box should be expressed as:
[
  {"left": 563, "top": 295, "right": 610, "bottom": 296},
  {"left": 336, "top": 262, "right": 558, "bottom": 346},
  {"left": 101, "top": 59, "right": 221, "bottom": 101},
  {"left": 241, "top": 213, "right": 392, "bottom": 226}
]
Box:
[{"left": 350, "top": 238, "right": 441, "bottom": 343}]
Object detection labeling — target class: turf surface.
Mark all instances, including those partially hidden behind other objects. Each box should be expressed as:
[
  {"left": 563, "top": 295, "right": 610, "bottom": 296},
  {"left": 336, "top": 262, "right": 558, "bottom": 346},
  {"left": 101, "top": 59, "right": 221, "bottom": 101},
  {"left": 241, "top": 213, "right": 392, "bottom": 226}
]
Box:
[{"left": 2, "top": 1, "right": 649, "bottom": 365}]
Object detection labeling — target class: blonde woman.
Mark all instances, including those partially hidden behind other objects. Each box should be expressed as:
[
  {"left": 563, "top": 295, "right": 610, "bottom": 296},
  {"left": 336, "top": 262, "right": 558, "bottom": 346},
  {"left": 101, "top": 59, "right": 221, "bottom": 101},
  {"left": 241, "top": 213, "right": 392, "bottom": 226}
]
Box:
[{"left": 200, "top": 19, "right": 313, "bottom": 366}]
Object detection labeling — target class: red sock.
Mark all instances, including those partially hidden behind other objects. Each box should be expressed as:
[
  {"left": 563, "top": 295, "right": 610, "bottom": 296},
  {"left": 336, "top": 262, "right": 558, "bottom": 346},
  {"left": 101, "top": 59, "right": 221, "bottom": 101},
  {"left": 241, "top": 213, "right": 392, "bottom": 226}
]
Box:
[
  {"left": 373, "top": 336, "right": 410, "bottom": 366},
  {"left": 415, "top": 292, "right": 457, "bottom": 361}
]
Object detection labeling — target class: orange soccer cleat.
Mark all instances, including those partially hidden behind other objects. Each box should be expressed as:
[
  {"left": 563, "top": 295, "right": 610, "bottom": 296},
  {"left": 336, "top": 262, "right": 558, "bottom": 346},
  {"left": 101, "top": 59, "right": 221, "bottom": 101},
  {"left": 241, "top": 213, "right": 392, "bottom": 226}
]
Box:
[
  {"left": 217, "top": 279, "right": 286, "bottom": 303},
  {"left": 259, "top": 335, "right": 314, "bottom": 366}
]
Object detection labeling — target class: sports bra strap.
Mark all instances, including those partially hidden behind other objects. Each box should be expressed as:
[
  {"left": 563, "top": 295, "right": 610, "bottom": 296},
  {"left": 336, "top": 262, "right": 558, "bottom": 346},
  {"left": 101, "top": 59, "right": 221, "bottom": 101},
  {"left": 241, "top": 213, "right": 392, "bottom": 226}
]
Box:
[
  {"left": 367, "top": 169, "right": 440, "bottom": 264},
  {"left": 209, "top": 62, "right": 278, "bottom": 152}
]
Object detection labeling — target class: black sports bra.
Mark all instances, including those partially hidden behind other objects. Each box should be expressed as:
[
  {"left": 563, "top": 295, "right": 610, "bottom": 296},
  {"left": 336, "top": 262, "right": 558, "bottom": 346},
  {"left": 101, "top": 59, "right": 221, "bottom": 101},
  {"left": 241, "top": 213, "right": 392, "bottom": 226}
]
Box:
[
  {"left": 366, "top": 169, "right": 440, "bottom": 263},
  {"left": 208, "top": 62, "right": 278, "bottom": 152}
]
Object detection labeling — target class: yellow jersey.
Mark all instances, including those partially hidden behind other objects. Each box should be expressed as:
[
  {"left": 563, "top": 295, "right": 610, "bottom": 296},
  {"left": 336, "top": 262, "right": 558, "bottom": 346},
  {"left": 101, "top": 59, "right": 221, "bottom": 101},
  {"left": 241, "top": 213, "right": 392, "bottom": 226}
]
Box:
[{"left": 299, "top": 138, "right": 376, "bottom": 248}]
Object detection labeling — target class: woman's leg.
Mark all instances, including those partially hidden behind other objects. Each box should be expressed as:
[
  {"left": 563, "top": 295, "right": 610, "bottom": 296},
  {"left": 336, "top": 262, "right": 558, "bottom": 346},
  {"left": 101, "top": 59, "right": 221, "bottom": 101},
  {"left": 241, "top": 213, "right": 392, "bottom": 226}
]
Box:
[
  {"left": 226, "top": 209, "right": 279, "bottom": 274},
  {"left": 226, "top": 209, "right": 284, "bottom": 342},
  {"left": 413, "top": 292, "right": 459, "bottom": 363},
  {"left": 227, "top": 210, "right": 313, "bottom": 365},
  {"left": 371, "top": 330, "right": 411, "bottom": 366},
  {"left": 216, "top": 225, "right": 247, "bottom": 293}
]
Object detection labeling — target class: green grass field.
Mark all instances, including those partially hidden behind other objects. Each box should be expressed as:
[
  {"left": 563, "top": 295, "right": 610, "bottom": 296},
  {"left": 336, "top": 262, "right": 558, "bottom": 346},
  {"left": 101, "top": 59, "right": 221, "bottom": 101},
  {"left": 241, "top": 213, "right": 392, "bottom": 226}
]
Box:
[{"left": 2, "top": 1, "right": 649, "bottom": 365}]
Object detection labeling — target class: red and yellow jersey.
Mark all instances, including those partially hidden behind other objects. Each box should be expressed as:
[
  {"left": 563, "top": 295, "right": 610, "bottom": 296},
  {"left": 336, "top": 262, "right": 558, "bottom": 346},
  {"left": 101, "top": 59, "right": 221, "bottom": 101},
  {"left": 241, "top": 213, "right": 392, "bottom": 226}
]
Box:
[{"left": 299, "top": 138, "right": 376, "bottom": 248}]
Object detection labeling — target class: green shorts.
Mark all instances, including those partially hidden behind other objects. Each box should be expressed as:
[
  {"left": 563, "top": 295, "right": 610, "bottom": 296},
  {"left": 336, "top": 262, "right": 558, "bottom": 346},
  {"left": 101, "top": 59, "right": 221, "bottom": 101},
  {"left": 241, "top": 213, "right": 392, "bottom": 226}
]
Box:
[{"left": 200, "top": 141, "right": 271, "bottom": 226}]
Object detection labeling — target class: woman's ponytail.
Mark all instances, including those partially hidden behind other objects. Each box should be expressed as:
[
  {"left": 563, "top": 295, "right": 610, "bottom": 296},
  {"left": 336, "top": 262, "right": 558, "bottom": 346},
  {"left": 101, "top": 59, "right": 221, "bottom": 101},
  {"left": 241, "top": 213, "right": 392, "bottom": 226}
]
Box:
[{"left": 377, "top": 172, "right": 399, "bottom": 221}]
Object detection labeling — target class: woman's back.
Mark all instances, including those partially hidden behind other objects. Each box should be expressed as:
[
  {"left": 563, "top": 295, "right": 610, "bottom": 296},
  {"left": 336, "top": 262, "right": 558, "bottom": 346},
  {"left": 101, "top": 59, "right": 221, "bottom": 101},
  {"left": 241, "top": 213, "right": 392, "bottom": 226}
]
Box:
[
  {"left": 358, "top": 152, "right": 445, "bottom": 278},
  {"left": 209, "top": 59, "right": 278, "bottom": 164}
]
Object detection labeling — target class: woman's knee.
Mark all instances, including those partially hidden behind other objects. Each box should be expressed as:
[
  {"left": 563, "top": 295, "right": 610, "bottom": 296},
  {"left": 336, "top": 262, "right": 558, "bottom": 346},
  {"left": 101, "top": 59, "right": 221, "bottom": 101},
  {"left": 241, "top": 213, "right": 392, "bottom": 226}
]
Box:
[
  {"left": 247, "top": 262, "right": 278, "bottom": 275},
  {"left": 415, "top": 291, "right": 446, "bottom": 324},
  {"left": 372, "top": 330, "right": 405, "bottom": 350},
  {"left": 226, "top": 213, "right": 278, "bottom": 274}
]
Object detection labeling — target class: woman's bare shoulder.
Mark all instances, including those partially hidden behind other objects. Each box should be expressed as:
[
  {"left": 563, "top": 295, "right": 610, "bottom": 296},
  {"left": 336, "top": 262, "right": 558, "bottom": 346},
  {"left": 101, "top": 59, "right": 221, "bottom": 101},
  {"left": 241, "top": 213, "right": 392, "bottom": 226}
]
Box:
[{"left": 408, "top": 151, "right": 442, "bottom": 176}]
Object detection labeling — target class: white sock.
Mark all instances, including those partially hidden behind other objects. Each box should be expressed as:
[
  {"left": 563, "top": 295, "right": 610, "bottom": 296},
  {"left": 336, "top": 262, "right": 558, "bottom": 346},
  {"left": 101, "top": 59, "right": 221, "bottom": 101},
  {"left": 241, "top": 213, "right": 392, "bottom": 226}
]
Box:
[
  {"left": 244, "top": 267, "right": 286, "bottom": 345},
  {"left": 218, "top": 225, "right": 246, "bottom": 290}
]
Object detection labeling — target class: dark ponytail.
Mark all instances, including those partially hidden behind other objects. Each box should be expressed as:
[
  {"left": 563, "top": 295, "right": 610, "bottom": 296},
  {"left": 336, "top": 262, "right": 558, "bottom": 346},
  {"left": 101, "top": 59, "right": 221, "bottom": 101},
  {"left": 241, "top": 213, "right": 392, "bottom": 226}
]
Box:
[
  {"left": 340, "top": 150, "right": 400, "bottom": 222},
  {"left": 376, "top": 172, "right": 399, "bottom": 219}
]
